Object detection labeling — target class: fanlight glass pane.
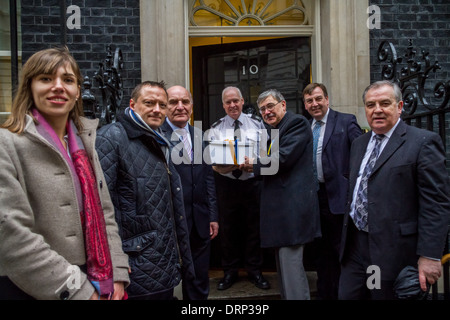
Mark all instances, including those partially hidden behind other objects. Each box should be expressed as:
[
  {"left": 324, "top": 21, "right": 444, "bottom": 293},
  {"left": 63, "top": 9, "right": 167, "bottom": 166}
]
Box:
[{"left": 190, "top": 0, "right": 308, "bottom": 26}]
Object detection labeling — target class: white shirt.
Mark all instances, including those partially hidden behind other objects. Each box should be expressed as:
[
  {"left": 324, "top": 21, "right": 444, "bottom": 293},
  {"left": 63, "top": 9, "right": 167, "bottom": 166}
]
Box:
[
  {"left": 165, "top": 118, "right": 192, "bottom": 147},
  {"left": 349, "top": 119, "right": 401, "bottom": 223},
  {"left": 208, "top": 113, "right": 266, "bottom": 180}
]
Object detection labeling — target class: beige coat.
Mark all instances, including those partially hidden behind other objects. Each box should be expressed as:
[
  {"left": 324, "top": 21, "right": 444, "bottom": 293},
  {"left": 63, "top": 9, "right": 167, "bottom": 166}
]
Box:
[{"left": 0, "top": 116, "right": 129, "bottom": 300}]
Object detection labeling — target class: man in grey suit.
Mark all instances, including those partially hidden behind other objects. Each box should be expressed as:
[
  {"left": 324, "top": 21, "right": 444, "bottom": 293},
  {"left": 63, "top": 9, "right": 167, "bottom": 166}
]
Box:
[{"left": 339, "top": 80, "right": 450, "bottom": 299}]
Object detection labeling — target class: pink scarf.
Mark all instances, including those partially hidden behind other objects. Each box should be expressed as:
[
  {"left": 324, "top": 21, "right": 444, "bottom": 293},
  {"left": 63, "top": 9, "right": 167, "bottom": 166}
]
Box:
[{"left": 32, "top": 109, "right": 114, "bottom": 297}]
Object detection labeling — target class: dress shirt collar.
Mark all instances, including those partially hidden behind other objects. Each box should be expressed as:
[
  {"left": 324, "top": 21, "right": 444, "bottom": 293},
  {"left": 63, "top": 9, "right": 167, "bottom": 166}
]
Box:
[
  {"left": 312, "top": 108, "right": 330, "bottom": 127},
  {"left": 166, "top": 118, "right": 189, "bottom": 133},
  {"left": 370, "top": 118, "right": 401, "bottom": 140},
  {"left": 225, "top": 114, "right": 244, "bottom": 127}
]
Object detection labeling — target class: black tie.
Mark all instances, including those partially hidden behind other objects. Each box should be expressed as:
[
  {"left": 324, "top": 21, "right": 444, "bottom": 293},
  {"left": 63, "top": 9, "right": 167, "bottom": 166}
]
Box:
[{"left": 234, "top": 119, "right": 241, "bottom": 141}]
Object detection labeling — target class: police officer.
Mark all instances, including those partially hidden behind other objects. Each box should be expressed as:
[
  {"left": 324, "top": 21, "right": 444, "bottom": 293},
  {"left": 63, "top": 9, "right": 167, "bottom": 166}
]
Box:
[{"left": 207, "top": 86, "right": 270, "bottom": 291}]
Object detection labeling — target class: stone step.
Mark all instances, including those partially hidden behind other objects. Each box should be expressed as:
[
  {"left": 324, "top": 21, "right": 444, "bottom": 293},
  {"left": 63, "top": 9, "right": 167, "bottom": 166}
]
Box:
[{"left": 207, "top": 270, "right": 317, "bottom": 300}]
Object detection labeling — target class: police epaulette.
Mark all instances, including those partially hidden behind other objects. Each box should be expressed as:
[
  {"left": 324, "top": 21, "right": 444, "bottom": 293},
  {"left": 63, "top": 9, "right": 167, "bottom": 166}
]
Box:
[
  {"left": 211, "top": 119, "right": 222, "bottom": 128},
  {"left": 251, "top": 113, "right": 262, "bottom": 122}
]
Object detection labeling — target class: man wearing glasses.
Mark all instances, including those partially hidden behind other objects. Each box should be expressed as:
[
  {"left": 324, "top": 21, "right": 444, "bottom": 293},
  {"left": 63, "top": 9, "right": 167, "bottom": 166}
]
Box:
[
  {"left": 208, "top": 86, "right": 270, "bottom": 291},
  {"left": 242, "top": 88, "right": 321, "bottom": 299}
]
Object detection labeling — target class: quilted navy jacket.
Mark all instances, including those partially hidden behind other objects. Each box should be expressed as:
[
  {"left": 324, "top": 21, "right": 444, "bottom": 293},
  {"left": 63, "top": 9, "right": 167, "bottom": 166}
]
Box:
[{"left": 95, "top": 114, "right": 194, "bottom": 298}]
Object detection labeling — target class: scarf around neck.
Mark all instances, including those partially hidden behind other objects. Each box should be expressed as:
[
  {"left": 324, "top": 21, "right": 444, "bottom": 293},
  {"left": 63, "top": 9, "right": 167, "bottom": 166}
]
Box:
[
  {"left": 32, "top": 109, "right": 114, "bottom": 298},
  {"left": 125, "top": 107, "right": 170, "bottom": 161}
]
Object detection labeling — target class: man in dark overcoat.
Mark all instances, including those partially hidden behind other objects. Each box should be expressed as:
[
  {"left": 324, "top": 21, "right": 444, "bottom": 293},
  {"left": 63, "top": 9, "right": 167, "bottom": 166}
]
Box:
[{"left": 243, "top": 88, "right": 321, "bottom": 299}]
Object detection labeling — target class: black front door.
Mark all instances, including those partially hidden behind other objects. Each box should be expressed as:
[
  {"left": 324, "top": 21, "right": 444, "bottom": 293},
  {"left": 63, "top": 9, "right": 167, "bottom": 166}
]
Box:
[
  {"left": 192, "top": 37, "right": 315, "bottom": 270},
  {"left": 192, "top": 37, "right": 312, "bottom": 130}
]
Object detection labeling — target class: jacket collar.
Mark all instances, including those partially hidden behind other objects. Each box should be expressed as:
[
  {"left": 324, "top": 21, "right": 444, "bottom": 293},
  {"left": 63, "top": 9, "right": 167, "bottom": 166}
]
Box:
[
  {"left": 118, "top": 112, "right": 170, "bottom": 162},
  {"left": 119, "top": 111, "right": 170, "bottom": 146},
  {"left": 370, "top": 119, "right": 406, "bottom": 175},
  {"left": 80, "top": 117, "right": 99, "bottom": 134},
  {"left": 118, "top": 112, "right": 146, "bottom": 139},
  {"left": 273, "top": 110, "right": 292, "bottom": 129}
]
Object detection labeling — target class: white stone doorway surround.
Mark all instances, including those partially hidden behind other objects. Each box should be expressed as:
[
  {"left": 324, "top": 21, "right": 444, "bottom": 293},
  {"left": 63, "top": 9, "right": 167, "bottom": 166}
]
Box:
[{"left": 140, "top": 0, "right": 370, "bottom": 127}]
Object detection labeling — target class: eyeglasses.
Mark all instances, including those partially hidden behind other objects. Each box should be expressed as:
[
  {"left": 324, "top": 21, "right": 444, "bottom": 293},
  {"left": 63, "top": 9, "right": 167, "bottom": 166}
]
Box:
[{"left": 259, "top": 101, "right": 281, "bottom": 114}]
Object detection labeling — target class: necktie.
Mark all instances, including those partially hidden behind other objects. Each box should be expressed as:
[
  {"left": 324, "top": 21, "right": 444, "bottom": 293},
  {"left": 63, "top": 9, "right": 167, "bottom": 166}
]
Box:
[
  {"left": 176, "top": 128, "right": 193, "bottom": 162},
  {"left": 234, "top": 119, "right": 241, "bottom": 141},
  {"left": 312, "top": 121, "right": 322, "bottom": 180},
  {"left": 353, "top": 134, "right": 385, "bottom": 231},
  {"left": 232, "top": 119, "right": 242, "bottom": 179}
]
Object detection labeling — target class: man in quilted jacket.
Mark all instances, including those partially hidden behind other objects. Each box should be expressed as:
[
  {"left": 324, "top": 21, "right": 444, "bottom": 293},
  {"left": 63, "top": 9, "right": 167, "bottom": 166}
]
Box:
[{"left": 95, "top": 81, "right": 194, "bottom": 300}]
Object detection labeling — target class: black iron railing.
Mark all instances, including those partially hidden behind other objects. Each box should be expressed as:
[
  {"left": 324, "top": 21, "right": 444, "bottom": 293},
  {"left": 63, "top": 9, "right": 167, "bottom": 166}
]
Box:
[{"left": 378, "top": 39, "right": 449, "bottom": 140}]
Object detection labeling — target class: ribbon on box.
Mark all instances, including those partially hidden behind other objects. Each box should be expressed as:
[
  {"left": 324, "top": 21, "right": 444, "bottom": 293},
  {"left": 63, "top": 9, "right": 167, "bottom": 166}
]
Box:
[{"left": 224, "top": 139, "right": 238, "bottom": 165}]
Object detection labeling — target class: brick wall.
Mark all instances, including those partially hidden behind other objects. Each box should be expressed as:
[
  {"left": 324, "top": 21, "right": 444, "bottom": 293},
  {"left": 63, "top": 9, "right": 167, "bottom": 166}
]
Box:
[
  {"left": 21, "top": 0, "right": 141, "bottom": 110},
  {"left": 369, "top": 0, "right": 449, "bottom": 89},
  {"left": 369, "top": 0, "right": 450, "bottom": 173}
]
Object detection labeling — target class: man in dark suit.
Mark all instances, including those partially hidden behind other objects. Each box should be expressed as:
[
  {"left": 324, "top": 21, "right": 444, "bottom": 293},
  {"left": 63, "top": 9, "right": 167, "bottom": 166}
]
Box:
[
  {"left": 243, "top": 88, "right": 321, "bottom": 299},
  {"left": 303, "top": 83, "right": 362, "bottom": 300},
  {"left": 339, "top": 80, "right": 450, "bottom": 300},
  {"left": 161, "top": 85, "right": 219, "bottom": 300}
]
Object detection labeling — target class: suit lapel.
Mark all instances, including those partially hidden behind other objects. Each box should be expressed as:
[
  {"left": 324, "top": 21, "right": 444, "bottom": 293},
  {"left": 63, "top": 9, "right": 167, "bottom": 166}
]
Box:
[
  {"left": 350, "top": 133, "right": 371, "bottom": 187},
  {"left": 371, "top": 120, "right": 407, "bottom": 175},
  {"left": 188, "top": 124, "right": 196, "bottom": 151},
  {"left": 322, "top": 109, "right": 336, "bottom": 150},
  {"left": 161, "top": 120, "right": 179, "bottom": 148},
  {"left": 163, "top": 121, "right": 197, "bottom": 164},
  {"left": 188, "top": 124, "right": 200, "bottom": 164}
]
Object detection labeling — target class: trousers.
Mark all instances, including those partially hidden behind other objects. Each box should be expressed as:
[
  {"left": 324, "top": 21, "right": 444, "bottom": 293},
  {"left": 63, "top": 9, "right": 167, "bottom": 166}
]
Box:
[
  {"left": 275, "top": 244, "right": 310, "bottom": 300},
  {"left": 214, "top": 173, "right": 263, "bottom": 275},
  {"left": 338, "top": 220, "right": 395, "bottom": 300}
]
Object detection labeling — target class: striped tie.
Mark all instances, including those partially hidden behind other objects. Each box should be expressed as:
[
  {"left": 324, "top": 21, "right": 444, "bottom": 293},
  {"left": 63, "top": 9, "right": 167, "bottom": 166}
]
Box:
[{"left": 176, "top": 128, "right": 193, "bottom": 162}]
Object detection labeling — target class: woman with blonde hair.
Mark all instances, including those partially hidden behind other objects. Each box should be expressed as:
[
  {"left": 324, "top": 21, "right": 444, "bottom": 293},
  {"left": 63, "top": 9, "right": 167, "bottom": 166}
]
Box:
[{"left": 0, "top": 47, "right": 129, "bottom": 300}]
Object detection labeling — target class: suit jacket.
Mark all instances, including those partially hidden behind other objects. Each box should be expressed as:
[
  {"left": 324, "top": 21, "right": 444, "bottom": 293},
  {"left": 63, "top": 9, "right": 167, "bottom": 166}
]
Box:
[
  {"left": 254, "top": 111, "right": 321, "bottom": 248},
  {"left": 340, "top": 120, "right": 450, "bottom": 281},
  {"left": 161, "top": 120, "right": 218, "bottom": 239},
  {"left": 315, "top": 109, "right": 362, "bottom": 214}
]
